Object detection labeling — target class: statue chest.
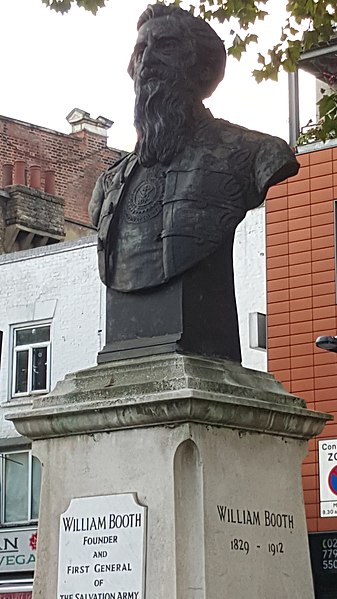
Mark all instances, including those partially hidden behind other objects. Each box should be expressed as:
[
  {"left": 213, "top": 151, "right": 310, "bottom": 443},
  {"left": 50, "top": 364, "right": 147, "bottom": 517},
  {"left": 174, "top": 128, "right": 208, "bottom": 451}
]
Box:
[
  {"left": 102, "top": 150, "right": 254, "bottom": 291},
  {"left": 108, "top": 163, "right": 166, "bottom": 291}
]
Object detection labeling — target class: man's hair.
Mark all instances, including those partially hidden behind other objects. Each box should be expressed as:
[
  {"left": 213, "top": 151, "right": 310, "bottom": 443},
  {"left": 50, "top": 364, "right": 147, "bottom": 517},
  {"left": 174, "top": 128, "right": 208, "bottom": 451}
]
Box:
[{"left": 134, "top": 3, "right": 226, "bottom": 98}]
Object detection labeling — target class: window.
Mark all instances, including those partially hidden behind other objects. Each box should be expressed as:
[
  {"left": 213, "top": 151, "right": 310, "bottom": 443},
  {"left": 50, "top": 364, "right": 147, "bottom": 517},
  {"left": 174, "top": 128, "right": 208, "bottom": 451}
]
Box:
[
  {"left": 249, "top": 312, "right": 267, "bottom": 351},
  {"left": 0, "top": 450, "right": 41, "bottom": 524},
  {"left": 12, "top": 324, "right": 51, "bottom": 398}
]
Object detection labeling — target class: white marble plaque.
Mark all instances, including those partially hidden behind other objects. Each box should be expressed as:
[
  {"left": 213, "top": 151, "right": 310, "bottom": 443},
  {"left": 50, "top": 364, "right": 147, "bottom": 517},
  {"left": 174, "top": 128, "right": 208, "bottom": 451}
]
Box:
[{"left": 57, "top": 494, "right": 146, "bottom": 599}]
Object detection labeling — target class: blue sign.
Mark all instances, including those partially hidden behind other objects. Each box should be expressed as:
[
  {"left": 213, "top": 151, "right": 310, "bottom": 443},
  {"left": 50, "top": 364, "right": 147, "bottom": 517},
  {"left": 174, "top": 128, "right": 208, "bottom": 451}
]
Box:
[{"left": 328, "top": 466, "right": 337, "bottom": 495}]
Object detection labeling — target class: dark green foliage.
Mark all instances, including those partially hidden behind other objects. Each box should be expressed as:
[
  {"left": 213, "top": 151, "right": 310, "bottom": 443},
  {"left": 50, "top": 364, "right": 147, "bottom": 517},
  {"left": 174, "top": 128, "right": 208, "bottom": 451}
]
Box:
[
  {"left": 42, "top": 0, "right": 106, "bottom": 15},
  {"left": 297, "top": 89, "right": 337, "bottom": 145}
]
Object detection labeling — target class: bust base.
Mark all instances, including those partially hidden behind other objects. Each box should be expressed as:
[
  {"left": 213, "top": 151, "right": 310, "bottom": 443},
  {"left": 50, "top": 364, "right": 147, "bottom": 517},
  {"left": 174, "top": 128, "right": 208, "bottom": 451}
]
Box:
[
  {"left": 101, "top": 238, "right": 241, "bottom": 363},
  {"left": 7, "top": 355, "right": 330, "bottom": 599}
]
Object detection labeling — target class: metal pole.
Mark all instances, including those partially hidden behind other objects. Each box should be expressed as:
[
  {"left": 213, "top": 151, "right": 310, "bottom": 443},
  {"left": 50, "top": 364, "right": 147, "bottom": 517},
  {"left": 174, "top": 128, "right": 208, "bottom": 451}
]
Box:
[{"left": 288, "top": 70, "right": 300, "bottom": 147}]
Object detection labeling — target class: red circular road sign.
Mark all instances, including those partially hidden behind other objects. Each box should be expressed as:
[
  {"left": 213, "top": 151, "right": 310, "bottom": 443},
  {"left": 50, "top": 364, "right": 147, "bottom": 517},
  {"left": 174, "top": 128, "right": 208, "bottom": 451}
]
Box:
[{"left": 328, "top": 465, "right": 337, "bottom": 495}]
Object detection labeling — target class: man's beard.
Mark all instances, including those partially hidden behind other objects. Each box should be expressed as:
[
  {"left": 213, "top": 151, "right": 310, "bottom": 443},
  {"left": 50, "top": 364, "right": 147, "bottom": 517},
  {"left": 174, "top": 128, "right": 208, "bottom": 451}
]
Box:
[{"left": 134, "top": 74, "right": 196, "bottom": 167}]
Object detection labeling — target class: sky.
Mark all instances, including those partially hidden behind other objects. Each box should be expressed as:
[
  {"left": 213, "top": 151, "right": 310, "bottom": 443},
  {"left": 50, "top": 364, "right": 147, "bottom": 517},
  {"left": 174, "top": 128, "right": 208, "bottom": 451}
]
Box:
[{"left": 0, "top": 0, "right": 316, "bottom": 152}]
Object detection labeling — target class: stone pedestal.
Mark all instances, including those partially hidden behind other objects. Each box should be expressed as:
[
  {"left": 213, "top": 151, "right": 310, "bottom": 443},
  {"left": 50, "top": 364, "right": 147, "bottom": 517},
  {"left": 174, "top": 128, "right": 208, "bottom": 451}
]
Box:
[{"left": 8, "top": 354, "right": 330, "bottom": 599}]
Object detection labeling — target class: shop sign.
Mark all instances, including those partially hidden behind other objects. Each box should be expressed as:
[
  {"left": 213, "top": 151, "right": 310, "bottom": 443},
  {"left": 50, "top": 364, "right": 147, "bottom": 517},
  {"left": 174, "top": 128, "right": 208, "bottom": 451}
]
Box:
[
  {"left": 0, "top": 593, "right": 32, "bottom": 599},
  {"left": 309, "top": 532, "right": 337, "bottom": 598},
  {"left": 309, "top": 532, "right": 337, "bottom": 573},
  {"left": 318, "top": 439, "right": 337, "bottom": 517},
  {"left": 0, "top": 527, "right": 37, "bottom": 573}
]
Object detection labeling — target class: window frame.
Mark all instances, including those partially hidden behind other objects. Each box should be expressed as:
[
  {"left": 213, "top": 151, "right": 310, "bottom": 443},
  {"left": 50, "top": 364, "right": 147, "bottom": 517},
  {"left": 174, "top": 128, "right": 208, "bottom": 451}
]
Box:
[
  {"left": 0, "top": 449, "right": 41, "bottom": 526},
  {"left": 249, "top": 312, "right": 267, "bottom": 351},
  {"left": 10, "top": 322, "right": 51, "bottom": 399}
]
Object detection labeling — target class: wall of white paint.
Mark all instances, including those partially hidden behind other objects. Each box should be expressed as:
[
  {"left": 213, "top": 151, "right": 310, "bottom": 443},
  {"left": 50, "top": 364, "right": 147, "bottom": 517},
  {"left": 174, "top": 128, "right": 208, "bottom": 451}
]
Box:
[
  {"left": 234, "top": 205, "right": 267, "bottom": 372},
  {"left": 0, "top": 236, "right": 104, "bottom": 440},
  {"left": 0, "top": 221, "right": 267, "bottom": 443}
]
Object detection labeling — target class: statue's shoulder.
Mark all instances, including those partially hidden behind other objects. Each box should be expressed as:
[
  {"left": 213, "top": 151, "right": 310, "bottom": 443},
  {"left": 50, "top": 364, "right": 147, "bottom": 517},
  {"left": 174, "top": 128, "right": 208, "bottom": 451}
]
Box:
[
  {"left": 104, "top": 151, "right": 132, "bottom": 172},
  {"left": 209, "top": 118, "right": 284, "bottom": 149},
  {"left": 192, "top": 115, "right": 281, "bottom": 159},
  {"left": 89, "top": 153, "right": 137, "bottom": 227},
  {"left": 212, "top": 118, "right": 299, "bottom": 198},
  {"left": 189, "top": 115, "right": 299, "bottom": 208},
  {"left": 101, "top": 152, "right": 137, "bottom": 194}
]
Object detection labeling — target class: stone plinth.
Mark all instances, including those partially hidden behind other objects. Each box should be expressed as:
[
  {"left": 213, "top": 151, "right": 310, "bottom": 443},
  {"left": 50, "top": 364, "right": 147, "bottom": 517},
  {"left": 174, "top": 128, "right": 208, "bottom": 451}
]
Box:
[{"left": 8, "top": 354, "right": 330, "bottom": 599}]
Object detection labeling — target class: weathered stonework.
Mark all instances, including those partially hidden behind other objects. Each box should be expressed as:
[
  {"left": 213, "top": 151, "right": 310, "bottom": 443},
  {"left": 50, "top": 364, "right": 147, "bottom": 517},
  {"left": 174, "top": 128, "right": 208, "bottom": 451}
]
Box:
[
  {"left": 9, "top": 353, "right": 329, "bottom": 442},
  {"left": 5, "top": 184, "right": 64, "bottom": 233},
  {"left": 1, "top": 184, "right": 65, "bottom": 252},
  {"left": 7, "top": 355, "right": 330, "bottom": 599}
]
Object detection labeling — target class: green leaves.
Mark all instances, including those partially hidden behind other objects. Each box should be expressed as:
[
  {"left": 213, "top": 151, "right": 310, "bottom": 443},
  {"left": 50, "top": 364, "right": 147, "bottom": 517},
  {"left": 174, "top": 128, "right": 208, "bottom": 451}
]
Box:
[
  {"left": 318, "top": 91, "right": 337, "bottom": 121},
  {"left": 198, "top": 0, "right": 269, "bottom": 28},
  {"left": 227, "top": 32, "right": 258, "bottom": 60},
  {"left": 42, "top": 0, "right": 107, "bottom": 14},
  {"left": 41, "top": 0, "right": 337, "bottom": 96},
  {"left": 41, "top": 0, "right": 337, "bottom": 145},
  {"left": 297, "top": 90, "right": 337, "bottom": 144}
]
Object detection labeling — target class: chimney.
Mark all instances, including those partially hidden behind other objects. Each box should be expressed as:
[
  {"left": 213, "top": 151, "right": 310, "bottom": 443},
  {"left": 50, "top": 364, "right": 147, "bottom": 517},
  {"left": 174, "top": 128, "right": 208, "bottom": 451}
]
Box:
[
  {"left": 44, "top": 170, "right": 56, "bottom": 195},
  {"left": 2, "top": 164, "right": 13, "bottom": 187},
  {"left": 30, "top": 165, "right": 41, "bottom": 189},
  {"left": 66, "top": 108, "right": 113, "bottom": 138},
  {"left": 13, "top": 160, "right": 26, "bottom": 185}
]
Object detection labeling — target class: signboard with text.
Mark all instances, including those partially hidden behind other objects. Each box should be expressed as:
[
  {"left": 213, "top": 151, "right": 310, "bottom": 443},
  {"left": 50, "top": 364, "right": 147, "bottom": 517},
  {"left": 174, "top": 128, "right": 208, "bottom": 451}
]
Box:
[
  {"left": 318, "top": 439, "right": 337, "bottom": 517},
  {"left": 0, "top": 593, "right": 32, "bottom": 599},
  {"left": 309, "top": 532, "right": 337, "bottom": 598},
  {"left": 0, "top": 528, "right": 37, "bottom": 573},
  {"left": 57, "top": 494, "right": 147, "bottom": 599}
]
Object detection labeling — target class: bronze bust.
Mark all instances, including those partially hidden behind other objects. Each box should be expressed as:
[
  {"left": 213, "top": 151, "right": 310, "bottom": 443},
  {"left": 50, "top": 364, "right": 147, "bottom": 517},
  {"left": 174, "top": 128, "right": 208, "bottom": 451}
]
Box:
[{"left": 89, "top": 4, "right": 299, "bottom": 363}]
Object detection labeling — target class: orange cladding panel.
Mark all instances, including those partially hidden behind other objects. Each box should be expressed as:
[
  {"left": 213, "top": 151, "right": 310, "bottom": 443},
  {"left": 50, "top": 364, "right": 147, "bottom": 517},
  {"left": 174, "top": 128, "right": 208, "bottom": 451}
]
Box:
[{"left": 266, "top": 146, "right": 337, "bottom": 533}]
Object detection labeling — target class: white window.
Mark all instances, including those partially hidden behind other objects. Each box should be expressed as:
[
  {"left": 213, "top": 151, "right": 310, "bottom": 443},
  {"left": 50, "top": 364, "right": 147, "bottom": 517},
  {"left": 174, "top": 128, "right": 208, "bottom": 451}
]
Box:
[
  {"left": 249, "top": 312, "right": 267, "bottom": 351},
  {"left": 12, "top": 324, "right": 51, "bottom": 398},
  {"left": 0, "top": 450, "right": 41, "bottom": 524}
]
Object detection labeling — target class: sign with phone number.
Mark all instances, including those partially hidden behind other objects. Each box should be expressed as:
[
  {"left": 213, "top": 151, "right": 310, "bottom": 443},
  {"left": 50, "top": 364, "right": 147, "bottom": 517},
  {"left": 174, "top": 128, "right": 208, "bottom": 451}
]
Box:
[
  {"left": 320, "top": 536, "right": 337, "bottom": 572},
  {"left": 309, "top": 533, "right": 337, "bottom": 573}
]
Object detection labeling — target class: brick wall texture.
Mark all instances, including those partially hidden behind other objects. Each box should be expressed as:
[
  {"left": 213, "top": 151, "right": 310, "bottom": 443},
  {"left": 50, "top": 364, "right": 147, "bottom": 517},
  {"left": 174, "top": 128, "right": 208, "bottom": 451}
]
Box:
[
  {"left": 266, "top": 145, "right": 337, "bottom": 534},
  {"left": 0, "top": 115, "right": 122, "bottom": 226}
]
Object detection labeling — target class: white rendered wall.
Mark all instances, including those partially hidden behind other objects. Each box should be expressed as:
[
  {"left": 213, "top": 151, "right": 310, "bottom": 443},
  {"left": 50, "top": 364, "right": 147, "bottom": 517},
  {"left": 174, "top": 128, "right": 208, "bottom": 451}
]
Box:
[
  {"left": 234, "top": 205, "right": 267, "bottom": 372},
  {"left": 0, "top": 236, "right": 104, "bottom": 440},
  {"left": 0, "top": 223, "right": 266, "bottom": 443}
]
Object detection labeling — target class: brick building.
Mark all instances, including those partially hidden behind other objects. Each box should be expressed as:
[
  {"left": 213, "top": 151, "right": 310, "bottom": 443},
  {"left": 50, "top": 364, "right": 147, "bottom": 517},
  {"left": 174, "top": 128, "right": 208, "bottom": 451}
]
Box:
[
  {"left": 0, "top": 109, "right": 123, "bottom": 252},
  {"left": 0, "top": 109, "right": 122, "bottom": 597},
  {"left": 266, "top": 141, "right": 337, "bottom": 597},
  {"left": 266, "top": 36, "right": 337, "bottom": 597}
]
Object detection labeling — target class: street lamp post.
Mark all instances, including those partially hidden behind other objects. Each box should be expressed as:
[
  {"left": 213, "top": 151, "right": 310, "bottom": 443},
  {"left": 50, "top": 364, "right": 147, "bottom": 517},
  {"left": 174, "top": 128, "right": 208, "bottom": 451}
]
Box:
[{"left": 316, "top": 335, "right": 337, "bottom": 353}]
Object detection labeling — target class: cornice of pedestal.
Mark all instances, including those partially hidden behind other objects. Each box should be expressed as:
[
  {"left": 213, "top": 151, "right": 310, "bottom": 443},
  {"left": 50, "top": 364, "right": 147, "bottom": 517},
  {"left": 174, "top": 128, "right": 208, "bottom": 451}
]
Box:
[{"left": 6, "top": 354, "right": 331, "bottom": 441}]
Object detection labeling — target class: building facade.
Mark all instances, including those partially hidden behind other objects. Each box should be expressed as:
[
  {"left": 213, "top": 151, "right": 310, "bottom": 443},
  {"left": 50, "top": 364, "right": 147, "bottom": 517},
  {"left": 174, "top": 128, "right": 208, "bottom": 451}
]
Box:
[
  {"left": 234, "top": 205, "right": 267, "bottom": 372},
  {"left": 0, "top": 109, "right": 122, "bottom": 249},
  {"left": 0, "top": 109, "right": 121, "bottom": 598},
  {"left": 266, "top": 141, "right": 337, "bottom": 598},
  {"left": 0, "top": 237, "right": 105, "bottom": 597}
]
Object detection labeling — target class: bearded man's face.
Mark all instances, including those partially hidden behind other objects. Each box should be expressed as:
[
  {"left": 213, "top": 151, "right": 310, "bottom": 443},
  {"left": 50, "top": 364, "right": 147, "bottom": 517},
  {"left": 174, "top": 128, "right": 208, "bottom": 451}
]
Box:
[{"left": 128, "top": 18, "right": 201, "bottom": 167}]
